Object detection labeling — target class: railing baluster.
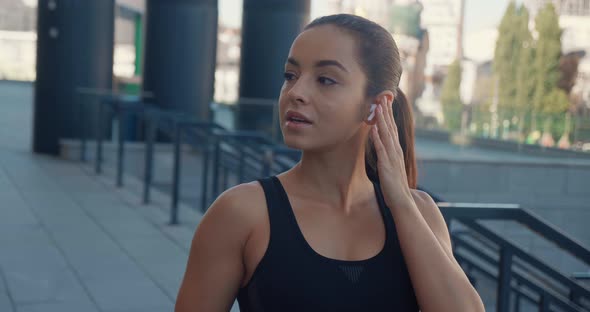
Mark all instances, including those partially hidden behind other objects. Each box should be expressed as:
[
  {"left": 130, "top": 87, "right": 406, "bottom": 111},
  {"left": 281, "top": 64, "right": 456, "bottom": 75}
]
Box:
[
  {"left": 143, "top": 114, "right": 155, "bottom": 204},
  {"left": 200, "top": 136, "right": 210, "bottom": 212},
  {"left": 262, "top": 149, "right": 273, "bottom": 177},
  {"left": 497, "top": 248, "right": 513, "bottom": 312},
  {"left": 513, "top": 280, "right": 521, "bottom": 312},
  {"left": 539, "top": 292, "right": 551, "bottom": 312},
  {"left": 212, "top": 137, "right": 221, "bottom": 198},
  {"left": 79, "top": 94, "right": 86, "bottom": 162},
  {"left": 222, "top": 162, "right": 229, "bottom": 190},
  {"left": 238, "top": 145, "right": 245, "bottom": 183},
  {"left": 95, "top": 99, "right": 104, "bottom": 174},
  {"left": 116, "top": 105, "right": 125, "bottom": 187},
  {"left": 170, "top": 124, "right": 182, "bottom": 225}
]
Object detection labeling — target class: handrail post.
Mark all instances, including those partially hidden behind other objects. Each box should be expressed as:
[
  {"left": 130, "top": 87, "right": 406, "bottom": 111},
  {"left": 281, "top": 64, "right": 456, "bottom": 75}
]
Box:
[
  {"left": 512, "top": 280, "right": 521, "bottom": 312},
  {"left": 568, "top": 290, "right": 580, "bottom": 308},
  {"left": 200, "top": 135, "right": 210, "bottom": 212},
  {"left": 95, "top": 99, "right": 104, "bottom": 174},
  {"left": 539, "top": 292, "right": 551, "bottom": 312},
  {"left": 79, "top": 93, "right": 87, "bottom": 162},
  {"left": 212, "top": 136, "right": 221, "bottom": 198},
  {"left": 262, "top": 149, "right": 273, "bottom": 177},
  {"left": 170, "top": 123, "right": 182, "bottom": 225},
  {"left": 237, "top": 145, "right": 245, "bottom": 183},
  {"left": 143, "top": 114, "right": 155, "bottom": 204},
  {"left": 496, "top": 247, "right": 513, "bottom": 312},
  {"left": 116, "top": 103, "right": 125, "bottom": 187}
]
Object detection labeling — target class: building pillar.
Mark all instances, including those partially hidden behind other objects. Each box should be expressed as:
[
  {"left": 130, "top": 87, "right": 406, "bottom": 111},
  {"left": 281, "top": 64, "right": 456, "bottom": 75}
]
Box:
[
  {"left": 237, "top": 0, "right": 310, "bottom": 137},
  {"left": 33, "top": 0, "right": 115, "bottom": 154},
  {"left": 142, "top": 0, "right": 218, "bottom": 120}
]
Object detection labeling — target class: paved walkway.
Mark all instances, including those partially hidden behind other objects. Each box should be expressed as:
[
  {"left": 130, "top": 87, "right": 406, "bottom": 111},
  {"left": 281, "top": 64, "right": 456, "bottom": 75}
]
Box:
[{"left": 0, "top": 82, "right": 241, "bottom": 312}]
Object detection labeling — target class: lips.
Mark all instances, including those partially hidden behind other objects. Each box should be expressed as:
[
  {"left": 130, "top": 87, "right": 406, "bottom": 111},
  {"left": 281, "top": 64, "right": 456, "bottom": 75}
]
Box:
[{"left": 285, "top": 111, "right": 312, "bottom": 124}]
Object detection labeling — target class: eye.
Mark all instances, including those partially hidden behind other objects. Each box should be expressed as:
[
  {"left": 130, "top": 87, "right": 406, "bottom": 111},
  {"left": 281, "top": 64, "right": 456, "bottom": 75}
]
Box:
[
  {"left": 283, "top": 72, "right": 296, "bottom": 81},
  {"left": 318, "top": 76, "right": 337, "bottom": 86}
]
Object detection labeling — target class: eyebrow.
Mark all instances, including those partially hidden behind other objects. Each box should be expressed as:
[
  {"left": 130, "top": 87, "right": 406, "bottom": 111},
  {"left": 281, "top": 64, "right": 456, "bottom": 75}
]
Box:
[{"left": 287, "top": 57, "right": 349, "bottom": 73}]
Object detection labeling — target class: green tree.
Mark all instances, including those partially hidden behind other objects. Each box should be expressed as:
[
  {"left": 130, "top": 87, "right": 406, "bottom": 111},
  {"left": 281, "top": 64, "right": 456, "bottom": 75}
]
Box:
[
  {"left": 494, "top": 2, "right": 537, "bottom": 140},
  {"left": 541, "top": 88, "right": 570, "bottom": 139},
  {"left": 542, "top": 88, "right": 570, "bottom": 114},
  {"left": 531, "top": 2, "right": 562, "bottom": 132},
  {"left": 514, "top": 5, "right": 536, "bottom": 140},
  {"left": 440, "top": 60, "right": 463, "bottom": 132},
  {"left": 493, "top": 1, "right": 519, "bottom": 113}
]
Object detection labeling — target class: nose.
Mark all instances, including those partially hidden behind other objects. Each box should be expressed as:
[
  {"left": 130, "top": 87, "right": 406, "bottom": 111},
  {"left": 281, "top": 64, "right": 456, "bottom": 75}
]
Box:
[{"left": 286, "top": 76, "right": 309, "bottom": 104}]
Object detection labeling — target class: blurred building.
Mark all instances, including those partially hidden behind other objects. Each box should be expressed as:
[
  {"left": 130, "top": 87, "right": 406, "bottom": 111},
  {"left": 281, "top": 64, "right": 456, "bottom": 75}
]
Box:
[
  {"left": 415, "top": 0, "right": 465, "bottom": 124},
  {"left": 324, "top": 0, "right": 395, "bottom": 26},
  {"left": 524, "top": 0, "right": 590, "bottom": 17},
  {"left": 215, "top": 25, "right": 241, "bottom": 103},
  {"left": 0, "top": 0, "right": 36, "bottom": 31},
  {"left": 419, "top": 0, "right": 464, "bottom": 72},
  {"left": 0, "top": 0, "right": 36, "bottom": 81},
  {"left": 390, "top": 2, "right": 429, "bottom": 111}
]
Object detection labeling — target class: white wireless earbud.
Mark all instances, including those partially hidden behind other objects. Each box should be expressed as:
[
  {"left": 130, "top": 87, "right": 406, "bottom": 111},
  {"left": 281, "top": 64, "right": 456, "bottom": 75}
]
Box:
[{"left": 368, "top": 103, "right": 377, "bottom": 121}]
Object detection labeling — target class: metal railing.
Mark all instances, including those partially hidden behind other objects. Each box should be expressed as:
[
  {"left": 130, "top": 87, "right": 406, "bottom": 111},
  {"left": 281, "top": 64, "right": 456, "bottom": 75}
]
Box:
[
  {"left": 441, "top": 203, "right": 590, "bottom": 312},
  {"left": 75, "top": 89, "right": 590, "bottom": 312},
  {"left": 77, "top": 92, "right": 301, "bottom": 224}
]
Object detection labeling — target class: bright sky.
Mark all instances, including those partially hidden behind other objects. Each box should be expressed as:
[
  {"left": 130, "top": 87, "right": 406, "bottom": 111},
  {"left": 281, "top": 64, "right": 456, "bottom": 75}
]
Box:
[
  {"left": 219, "top": 0, "right": 518, "bottom": 62},
  {"left": 220, "top": 0, "right": 518, "bottom": 32},
  {"left": 464, "top": 0, "right": 513, "bottom": 33},
  {"left": 463, "top": 0, "right": 526, "bottom": 61}
]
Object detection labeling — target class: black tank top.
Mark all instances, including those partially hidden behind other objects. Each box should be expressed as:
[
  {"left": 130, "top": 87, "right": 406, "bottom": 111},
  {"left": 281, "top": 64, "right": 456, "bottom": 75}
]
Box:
[{"left": 236, "top": 176, "right": 419, "bottom": 311}]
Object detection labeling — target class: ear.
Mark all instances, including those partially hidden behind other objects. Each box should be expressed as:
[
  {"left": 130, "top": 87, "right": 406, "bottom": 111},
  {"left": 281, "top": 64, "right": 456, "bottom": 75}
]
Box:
[
  {"left": 364, "top": 90, "right": 394, "bottom": 125},
  {"left": 373, "top": 90, "right": 395, "bottom": 108}
]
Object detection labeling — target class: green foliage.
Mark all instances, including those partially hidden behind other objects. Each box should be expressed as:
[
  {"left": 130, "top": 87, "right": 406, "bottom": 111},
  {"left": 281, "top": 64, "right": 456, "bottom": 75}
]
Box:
[
  {"left": 490, "top": 2, "right": 565, "bottom": 141},
  {"left": 494, "top": 1, "right": 520, "bottom": 111},
  {"left": 532, "top": 2, "right": 562, "bottom": 113},
  {"left": 440, "top": 60, "right": 463, "bottom": 131},
  {"left": 514, "top": 6, "right": 535, "bottom": 114},
  {"left": 493, "top": 3, "right": 538, "bottom": 138},
  {"left": 542, "top": 88, "right": 569, "bottom": 114}
]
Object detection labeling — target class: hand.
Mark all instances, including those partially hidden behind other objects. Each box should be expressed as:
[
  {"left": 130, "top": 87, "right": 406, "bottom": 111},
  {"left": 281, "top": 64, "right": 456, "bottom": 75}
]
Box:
[{"left": 370, "top": 96, "right": 413, "bottom": 210}]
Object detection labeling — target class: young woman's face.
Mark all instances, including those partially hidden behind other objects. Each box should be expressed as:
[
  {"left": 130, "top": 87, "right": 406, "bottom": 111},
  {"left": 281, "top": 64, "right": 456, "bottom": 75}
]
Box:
[{"left": 278, "top": 25, "right": 371, "bottom": 151}]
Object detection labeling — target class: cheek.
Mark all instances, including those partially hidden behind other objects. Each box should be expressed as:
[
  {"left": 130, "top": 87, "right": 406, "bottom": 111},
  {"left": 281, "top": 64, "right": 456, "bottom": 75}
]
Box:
[{"left": 317, "top": 93, "right": 364, "bottom": 125}]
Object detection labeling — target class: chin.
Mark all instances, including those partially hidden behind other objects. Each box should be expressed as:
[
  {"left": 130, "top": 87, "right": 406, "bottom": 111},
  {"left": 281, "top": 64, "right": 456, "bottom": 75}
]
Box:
[
  {"left": 282, "top": 135, "right": 306, "bottom": 150},
  {"left": 283, "top": 135, "right": 330, "bottom": 153}
]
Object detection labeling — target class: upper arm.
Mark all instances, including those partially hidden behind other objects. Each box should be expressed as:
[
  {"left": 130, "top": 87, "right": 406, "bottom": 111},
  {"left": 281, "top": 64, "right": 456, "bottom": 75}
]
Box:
[
  {"left": 412, "top": 190, "right": 454, "bottom": 259},
  {"left": 175, "top": 182, "right": 262, "bottom": 312}
]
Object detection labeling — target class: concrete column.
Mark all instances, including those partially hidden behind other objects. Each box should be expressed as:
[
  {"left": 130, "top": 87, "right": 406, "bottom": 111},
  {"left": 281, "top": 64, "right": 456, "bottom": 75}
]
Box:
[
  {"left": 33, "top": 0, "right": 115, "bottom": 154},
  {"left": 142, "top": 0, "right": 218, "bottom": 120},
  {"left": 237, "top": 0, "right": 310, "bottom": 135}
]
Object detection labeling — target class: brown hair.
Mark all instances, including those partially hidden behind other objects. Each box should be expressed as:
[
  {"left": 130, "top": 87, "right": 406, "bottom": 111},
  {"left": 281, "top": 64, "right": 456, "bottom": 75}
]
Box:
[{"left": 304, "top": 14, "right": 417, "bottom": 188}]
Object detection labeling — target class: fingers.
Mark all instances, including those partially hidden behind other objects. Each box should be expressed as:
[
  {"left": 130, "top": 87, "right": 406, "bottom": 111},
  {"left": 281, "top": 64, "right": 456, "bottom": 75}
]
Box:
[
  {"left": 371, "top": 125, "right": 387, "bottom": 159},
  {"left": 375, "top": 104, "right": 393, "bottom": 151}
]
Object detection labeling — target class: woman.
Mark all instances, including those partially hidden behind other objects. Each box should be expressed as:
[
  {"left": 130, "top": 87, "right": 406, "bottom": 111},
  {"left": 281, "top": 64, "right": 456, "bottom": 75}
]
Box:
[{"left": 176, "top": 14, "right": 485, "bottom": 312}]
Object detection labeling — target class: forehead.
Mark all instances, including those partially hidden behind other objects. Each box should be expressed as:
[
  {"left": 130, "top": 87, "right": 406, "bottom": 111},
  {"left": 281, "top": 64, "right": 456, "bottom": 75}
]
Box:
[{"left": 288, "top": 25, "right": 361, "bottom": 72}]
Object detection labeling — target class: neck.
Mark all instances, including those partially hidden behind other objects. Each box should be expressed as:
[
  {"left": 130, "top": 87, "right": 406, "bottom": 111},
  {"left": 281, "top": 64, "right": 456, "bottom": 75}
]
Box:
[{"left": 290, "top": 133, "right": 374, "bottom": 214}]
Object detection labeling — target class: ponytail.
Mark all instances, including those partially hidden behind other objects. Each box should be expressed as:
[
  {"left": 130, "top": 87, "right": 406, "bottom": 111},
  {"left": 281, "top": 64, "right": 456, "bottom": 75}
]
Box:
[{"left": 365, "top": 87, "right": 417, "bottom": 189}]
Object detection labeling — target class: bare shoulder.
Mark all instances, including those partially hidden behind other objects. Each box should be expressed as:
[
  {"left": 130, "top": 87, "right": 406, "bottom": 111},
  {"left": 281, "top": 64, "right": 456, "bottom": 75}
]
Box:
[
  {"left": 410, "top": 189, "right": 452, "bottom": 250},
  {"left": 213, "top": 181, "right": 266, "bottom": 212},
  {"left": 202, "top": 181, "right": 267, "bottom": 236},
  {"left": 176, "top": 181, "right": 267, "bottom": 311}
]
